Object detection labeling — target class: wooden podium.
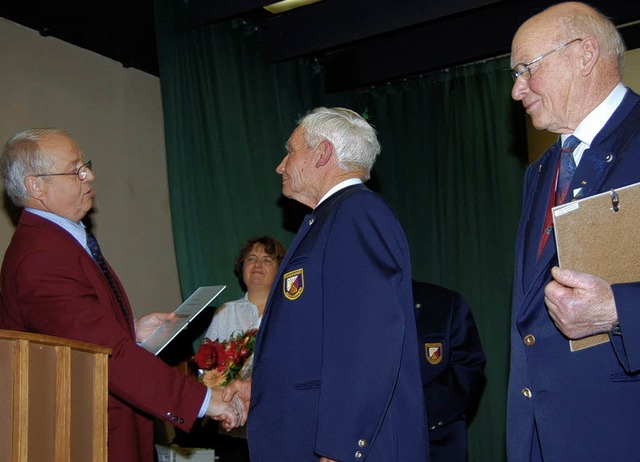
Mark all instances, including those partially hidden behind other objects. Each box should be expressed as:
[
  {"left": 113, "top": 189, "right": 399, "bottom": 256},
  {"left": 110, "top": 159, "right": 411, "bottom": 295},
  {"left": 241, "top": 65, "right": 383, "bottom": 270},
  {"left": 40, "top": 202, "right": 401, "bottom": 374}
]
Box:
[{"left": 0, "top": 330, "right": 111, "bottom": 462}]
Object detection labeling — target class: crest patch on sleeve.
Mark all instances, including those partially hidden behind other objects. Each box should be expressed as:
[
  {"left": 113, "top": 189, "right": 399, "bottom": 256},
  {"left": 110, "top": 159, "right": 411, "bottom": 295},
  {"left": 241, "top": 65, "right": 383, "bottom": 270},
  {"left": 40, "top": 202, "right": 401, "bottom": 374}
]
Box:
[
  {"left": 424, "top": 343, "right": 443, "bottom": 365},
  {"left": 283, "top": 268, "right": 304, "bottom": 300}
]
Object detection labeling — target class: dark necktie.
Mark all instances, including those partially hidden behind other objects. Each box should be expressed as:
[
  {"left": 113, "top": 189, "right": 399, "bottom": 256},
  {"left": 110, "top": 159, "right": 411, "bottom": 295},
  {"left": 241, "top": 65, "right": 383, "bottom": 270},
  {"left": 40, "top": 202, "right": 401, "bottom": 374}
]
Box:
[
  {"left": 537, "top": 135, "right": 581, "bottom": 260},
  {"left": 86, "top": 229, "right": 131, "bottom": 327},
  {"left": 555, "top": 135, "right": 580, "bottom": 205}
]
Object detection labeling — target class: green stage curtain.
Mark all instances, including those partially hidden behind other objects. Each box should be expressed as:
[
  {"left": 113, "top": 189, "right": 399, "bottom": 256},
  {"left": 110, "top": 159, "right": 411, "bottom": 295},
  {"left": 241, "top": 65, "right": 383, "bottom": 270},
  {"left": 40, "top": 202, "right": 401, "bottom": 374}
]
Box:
[
  {"left": 155, "top": 0, "right": 528, "bottom": 459},
  {"left": 154, "top": 0, "right": 322, "bottom": 299},
  {"left": 355, "top": 66, "right": 528, "bottom": 461}
]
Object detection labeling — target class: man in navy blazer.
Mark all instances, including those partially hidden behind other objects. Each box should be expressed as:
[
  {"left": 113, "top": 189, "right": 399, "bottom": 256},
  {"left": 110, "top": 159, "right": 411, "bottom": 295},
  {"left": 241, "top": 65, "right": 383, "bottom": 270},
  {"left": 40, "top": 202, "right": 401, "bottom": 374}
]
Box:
[
  {"left": 412, "top": 280, "right": 485, "bottom": 462},
  {"left": 508, "top": 3, "right": 640, "bottom": 460},
  {"left": 244, "top": 107, "right": 428, "bottom": 461}
]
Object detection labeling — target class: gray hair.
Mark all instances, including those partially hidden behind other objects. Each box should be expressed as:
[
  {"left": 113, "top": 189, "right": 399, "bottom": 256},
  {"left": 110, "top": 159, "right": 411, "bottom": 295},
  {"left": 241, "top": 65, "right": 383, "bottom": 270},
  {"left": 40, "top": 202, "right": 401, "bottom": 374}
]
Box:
[
  {"left": 557, "top": 4, "right": 626, "bottom": 76},
  {"left": 298, "top": 107, "right": 381, "bottom": 180},
  {"left": 0, "top": 128, "right": 76, "bottom": 206}
]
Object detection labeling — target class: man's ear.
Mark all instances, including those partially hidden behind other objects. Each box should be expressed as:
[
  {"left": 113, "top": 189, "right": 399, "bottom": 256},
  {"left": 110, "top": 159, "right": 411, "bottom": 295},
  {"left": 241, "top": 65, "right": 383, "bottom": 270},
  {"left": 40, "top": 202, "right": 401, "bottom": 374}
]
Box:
[
  {"left": 24, "top": 176, "right": 43, "bottom": 199},
  {"left": 579, "top": 36, "right": 599, "bottom": 76},
  {"left": 315, "top": 140, "right": 334, "bottom": 168}
]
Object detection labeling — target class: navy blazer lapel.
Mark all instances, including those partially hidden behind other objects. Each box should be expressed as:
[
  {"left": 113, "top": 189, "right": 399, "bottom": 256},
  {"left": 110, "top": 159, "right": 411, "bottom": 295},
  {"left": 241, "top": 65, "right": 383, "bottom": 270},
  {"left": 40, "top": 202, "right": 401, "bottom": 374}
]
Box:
[
  {"left": 520, "top": 143, "right": 560, "bottom": 291},
  {"left": 276, "top": 213, "right": 315, "bottom": 278},
  {"left": 521, "top": 89, "right": 640, "bottom": 303},
  {"left": 532, "top": 141, "right": 618, "bottom": 287},
  {"left": 519, "top": 157, "right": 558, "bottom": 319},
  {"left": 570, "top": 90, "right": 640, "bottom": 198},
  {"left": 255, "top": 211, "right": 315, "bottom": 353},
  {"left": 569, "top": 147, "right": 613, "bottom": 200},
  {"left": 256, "top": 185, "right": 365, "bottom": 354}
]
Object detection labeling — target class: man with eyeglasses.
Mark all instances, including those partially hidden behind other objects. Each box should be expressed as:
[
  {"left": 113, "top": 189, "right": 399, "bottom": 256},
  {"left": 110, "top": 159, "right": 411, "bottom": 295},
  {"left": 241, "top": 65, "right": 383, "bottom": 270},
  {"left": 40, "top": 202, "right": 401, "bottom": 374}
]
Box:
[
  {"left": 0, "top": 128, "right": 246, "bottom": 462},
  {"left": 508, "top": 2, "right": 640, "bottom": 461}
]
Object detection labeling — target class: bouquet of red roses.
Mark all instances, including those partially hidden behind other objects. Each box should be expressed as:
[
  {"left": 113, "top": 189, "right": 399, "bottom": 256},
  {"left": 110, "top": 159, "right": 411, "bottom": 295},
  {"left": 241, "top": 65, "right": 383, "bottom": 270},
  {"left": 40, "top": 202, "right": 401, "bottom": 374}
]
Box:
[{"left": 193, "top": 328, "right": 258, "bottom": 387}]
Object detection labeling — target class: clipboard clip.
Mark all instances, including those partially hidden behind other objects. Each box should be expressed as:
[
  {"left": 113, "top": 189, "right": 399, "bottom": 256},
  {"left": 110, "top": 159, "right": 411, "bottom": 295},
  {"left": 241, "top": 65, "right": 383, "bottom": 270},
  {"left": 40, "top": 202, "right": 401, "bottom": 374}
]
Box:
[{"left": 610, "top": 189, "right": 619, "bottom": 212}]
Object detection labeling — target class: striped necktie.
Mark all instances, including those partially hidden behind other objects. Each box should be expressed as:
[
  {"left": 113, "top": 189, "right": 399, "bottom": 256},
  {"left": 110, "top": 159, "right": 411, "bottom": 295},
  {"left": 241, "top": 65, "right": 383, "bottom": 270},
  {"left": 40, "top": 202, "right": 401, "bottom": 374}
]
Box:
[
  {"left": 86, "top": 229, "right": 131, "bottom": 327},
  {"left": 555, "top": 135, "right": 580, "bottom": 205},
  {"left": 537, "top": 135, "right": 581, "bottom": 260}
]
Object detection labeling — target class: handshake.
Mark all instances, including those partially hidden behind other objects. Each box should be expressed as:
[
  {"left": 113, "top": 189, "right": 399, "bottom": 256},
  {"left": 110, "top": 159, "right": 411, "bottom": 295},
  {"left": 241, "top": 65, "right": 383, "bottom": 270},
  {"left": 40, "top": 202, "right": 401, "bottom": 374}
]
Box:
[{"left": 205, "top": 378, "right": 251, "bottom": 431}]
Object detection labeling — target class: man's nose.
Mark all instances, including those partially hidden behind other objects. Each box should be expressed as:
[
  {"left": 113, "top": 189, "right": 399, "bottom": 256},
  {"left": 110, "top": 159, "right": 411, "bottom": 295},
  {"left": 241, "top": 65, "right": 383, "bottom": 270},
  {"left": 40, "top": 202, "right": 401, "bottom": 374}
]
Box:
[
  {"left": 276, "top": 155, "right": 288, "bottom": 174},
  {"left": 84, "top": 169, "right": 96, "bottom": 182},
  {"left": 511, "top": 76, "right": 528, "bottom": 101}
]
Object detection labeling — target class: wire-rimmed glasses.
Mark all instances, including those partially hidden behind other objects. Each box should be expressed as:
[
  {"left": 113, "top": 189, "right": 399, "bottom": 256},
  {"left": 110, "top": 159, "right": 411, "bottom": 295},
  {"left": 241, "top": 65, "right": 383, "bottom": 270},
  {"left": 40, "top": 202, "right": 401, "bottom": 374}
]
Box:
[
  {"left": 511, "top": 38, "right": 582, "bottom": 81},
  {"left": 33, "top": 160, "right": 93, "bottom": 181}
]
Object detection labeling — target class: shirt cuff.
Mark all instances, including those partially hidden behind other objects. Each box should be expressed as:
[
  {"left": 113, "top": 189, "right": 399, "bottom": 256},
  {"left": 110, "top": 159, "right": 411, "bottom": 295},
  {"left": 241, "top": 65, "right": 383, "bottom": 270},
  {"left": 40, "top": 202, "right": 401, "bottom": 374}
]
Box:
[{"left": 198, "top": 387, "right": 211, "bottom": 418}]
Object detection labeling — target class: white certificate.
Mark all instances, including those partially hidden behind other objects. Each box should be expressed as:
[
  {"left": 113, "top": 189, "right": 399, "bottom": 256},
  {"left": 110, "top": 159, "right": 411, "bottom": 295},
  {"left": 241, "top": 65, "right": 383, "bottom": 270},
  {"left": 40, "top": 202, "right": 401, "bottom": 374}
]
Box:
[{"left": 140, "top": 285, "right": 226, "bottom": 355}]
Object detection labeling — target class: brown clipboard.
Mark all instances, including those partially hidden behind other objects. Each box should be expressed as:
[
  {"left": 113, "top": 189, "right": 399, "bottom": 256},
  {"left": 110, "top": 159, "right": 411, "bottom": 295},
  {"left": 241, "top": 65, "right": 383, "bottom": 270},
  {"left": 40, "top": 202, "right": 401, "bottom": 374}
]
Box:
[{"left": 552, "top": 181, "right": 640, "bottom": 351}]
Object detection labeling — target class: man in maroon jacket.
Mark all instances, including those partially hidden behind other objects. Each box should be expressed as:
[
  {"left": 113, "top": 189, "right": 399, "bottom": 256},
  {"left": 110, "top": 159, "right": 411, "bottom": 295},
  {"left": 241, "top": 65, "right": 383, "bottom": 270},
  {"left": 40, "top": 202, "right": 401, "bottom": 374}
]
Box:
[{"left": 0, "top": 128, "right": 245, "bottom": 462}]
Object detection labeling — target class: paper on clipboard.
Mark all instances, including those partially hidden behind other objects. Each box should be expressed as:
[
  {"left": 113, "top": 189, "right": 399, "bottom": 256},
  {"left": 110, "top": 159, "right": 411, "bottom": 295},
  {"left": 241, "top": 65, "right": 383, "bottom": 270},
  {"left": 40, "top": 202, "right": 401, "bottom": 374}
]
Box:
[
  {"left": 140, "top": 285, "right": 225, "bottom": 355},
  {"left": 552, "top": 181, "right": 640, "bottom": 351}
]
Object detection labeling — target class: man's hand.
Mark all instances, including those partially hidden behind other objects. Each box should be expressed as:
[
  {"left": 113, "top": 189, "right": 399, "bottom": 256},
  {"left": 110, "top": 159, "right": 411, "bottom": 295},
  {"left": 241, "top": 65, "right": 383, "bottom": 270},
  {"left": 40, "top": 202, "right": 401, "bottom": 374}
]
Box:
[
  {"left": 218, "top": 379, "right": 251, "bottom": 431},
  {"left": 544, "top": 266, "right": 617, "bottom": 339},
  {"left": 223, "top": 378, "right": 251, "bottom": 403},
  {"left": 205, "top": 386, "right": 245, "bottom": 430},
  {"left": 134, "top": 311, "right": 177, "bottom": 343},
  {"left": 320, "top": 458, "right": 338, "bottom": 462}
]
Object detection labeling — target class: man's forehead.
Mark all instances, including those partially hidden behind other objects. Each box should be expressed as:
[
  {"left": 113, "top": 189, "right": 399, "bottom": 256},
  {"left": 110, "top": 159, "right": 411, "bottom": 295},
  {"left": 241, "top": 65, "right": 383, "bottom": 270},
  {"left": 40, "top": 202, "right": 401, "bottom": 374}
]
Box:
[
  {"left": 40, "top": 135, "right": 82, "bottom": 165},
  {"left": 512, "top": 25, "right": 553, "bottom": 61},
  {"left": 287, "top": 127, "right": 306, "bottom": 148},
  {"left": 515, "top": 10, "right": 562, "bottom": 46},
  {"left": 40, "top": 134, "right": 75, "bottom": 151}
]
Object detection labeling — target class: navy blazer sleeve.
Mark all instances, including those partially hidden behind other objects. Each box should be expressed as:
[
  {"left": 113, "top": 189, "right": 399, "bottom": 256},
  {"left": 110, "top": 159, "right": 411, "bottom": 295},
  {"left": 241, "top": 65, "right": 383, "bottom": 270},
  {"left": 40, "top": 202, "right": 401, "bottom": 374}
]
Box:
[
  {"left": 413, "top": 281, "right": 486, "bottom": 427},
  {"left": 314, "top": 192, "right": 419, "bottom": 459},
  {"left": 610, "top": 282, "right": 640, "bottom": 372}
]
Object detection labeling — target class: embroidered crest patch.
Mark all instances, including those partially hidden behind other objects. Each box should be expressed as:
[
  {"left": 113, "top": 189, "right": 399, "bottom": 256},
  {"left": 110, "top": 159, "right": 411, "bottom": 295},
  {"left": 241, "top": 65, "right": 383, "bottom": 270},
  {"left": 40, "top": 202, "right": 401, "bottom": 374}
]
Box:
[
  {"left": 283, "top": 268, "right": 304, "bottom": 300},
  {"left": 425, "top": 343, "right": 443, "bottom": 365}
]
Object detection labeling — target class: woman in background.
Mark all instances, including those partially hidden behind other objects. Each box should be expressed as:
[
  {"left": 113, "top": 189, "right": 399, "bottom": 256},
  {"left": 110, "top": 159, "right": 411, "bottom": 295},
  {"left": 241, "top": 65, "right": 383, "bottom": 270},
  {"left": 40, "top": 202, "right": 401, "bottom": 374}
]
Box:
[
  {"left": 205, "top": 235, "right": 286, "bottom": 342},
  {"left": 172, "top": 236, "right": 286, "bottom": 458}
]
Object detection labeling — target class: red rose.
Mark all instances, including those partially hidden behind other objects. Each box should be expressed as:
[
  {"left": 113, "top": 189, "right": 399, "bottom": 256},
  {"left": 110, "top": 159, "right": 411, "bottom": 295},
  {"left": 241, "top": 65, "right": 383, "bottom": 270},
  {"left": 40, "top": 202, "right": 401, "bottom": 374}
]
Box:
[
  {"left": 193, "top": 328, "right": 260, "bottom": 387},
  {"left": 193, "top": 338, "right": 217, "bottom": 370}
]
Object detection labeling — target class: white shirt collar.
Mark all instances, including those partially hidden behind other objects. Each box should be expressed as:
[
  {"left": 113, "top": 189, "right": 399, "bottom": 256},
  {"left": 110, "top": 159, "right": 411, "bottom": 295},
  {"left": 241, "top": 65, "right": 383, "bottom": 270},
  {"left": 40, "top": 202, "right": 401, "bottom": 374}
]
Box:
[
  {"left": 317, "top": 178, "right": 363, "bottom": 207},
  {"left": 568, "top": 83, "right": 627, "bottom": 147},
  {"left": 562, "top": 83, "right": 626, "bottom": 166}
]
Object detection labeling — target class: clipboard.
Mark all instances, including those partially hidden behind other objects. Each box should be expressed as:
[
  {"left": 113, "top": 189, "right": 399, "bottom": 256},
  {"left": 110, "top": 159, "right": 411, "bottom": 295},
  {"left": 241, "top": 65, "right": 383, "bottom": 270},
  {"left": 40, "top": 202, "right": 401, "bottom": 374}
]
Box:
[
  {"left": 140, "top": 285, "right": 225, "bottom": 355},
  {"left": 552, "top": 181, "right": 640, "bottom": 351}
]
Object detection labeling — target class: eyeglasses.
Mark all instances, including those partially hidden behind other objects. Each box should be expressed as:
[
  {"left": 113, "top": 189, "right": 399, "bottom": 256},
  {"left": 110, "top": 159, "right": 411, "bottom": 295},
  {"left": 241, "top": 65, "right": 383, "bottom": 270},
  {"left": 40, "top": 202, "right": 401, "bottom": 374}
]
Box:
[
  {"left": 33, "top": 160, "right": 93, "bottom": 181},
  {"left": 511, "top": 38, "right": 582, "bottom": 81}
]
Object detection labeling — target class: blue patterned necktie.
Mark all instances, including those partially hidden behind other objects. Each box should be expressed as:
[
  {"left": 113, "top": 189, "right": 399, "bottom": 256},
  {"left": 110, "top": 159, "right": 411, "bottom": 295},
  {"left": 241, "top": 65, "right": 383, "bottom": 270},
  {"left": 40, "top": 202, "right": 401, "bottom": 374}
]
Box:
[
  {"left": 86, "top": 229, "right": 131, "bottom": 327},
  {"left": 555, "top": 135, "right": 580, "bottom": 205}
]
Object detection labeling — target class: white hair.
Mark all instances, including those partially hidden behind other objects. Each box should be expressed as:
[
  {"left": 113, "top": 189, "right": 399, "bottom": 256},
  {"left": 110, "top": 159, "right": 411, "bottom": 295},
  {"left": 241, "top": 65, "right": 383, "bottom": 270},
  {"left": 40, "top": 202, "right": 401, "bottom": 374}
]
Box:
[
  {"left": 298, "top": 107, "right": 381, "bottom": 180},
  {"left": 0, "top": 128, "right": 76, "bottom": 206}
]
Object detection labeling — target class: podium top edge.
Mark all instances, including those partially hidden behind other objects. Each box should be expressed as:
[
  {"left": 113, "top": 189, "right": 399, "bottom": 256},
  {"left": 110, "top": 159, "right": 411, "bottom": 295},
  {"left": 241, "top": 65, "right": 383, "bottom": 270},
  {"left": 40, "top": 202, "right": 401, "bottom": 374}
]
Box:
[{"left": 0, "top": 329, "right": 112, "bottom": 355}]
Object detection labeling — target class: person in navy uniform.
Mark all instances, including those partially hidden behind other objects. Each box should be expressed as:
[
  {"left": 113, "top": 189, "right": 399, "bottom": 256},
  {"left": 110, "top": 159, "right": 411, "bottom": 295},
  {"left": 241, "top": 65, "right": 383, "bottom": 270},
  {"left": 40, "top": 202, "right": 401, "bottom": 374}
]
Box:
[
  {"left": 228, "top": 107, "right": 429, "bottom": 461},
  {"left": 412, "top": 280, "right": 486, "bottom": 462},
  {"left": 508, "top": 2, "right": 640, "bottom": 460}
]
